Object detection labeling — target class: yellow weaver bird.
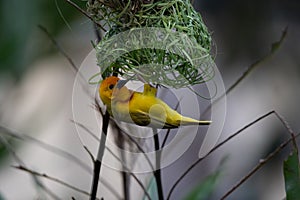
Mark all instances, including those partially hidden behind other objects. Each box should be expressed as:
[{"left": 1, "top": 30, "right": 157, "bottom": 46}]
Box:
[{"left": 99, "top": 76, "right": 211, "bottom": 129}]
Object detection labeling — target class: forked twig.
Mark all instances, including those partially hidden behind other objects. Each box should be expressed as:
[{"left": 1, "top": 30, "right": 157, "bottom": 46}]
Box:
[
  {"left": 221, "top": 110, "right": 298, "bottom": 199},
  {"left": 167, "top": 111, "right": 272, "bottom": 199},
  {"left": 220, "top": 133, "right": 300, "bottom": 199},
  {"left": 167, "top": 109, "right": 298, "bottom": 199}
]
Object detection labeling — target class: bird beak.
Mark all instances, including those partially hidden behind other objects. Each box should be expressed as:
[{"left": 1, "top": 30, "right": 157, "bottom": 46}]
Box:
[{"left": 116, "top": 79, "right": 129, "bottom": 89}]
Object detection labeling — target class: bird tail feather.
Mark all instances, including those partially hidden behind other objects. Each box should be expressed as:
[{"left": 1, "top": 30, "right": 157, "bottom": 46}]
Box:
[{"left": 179, "top": 116, "right": 211, "bottom": 126}]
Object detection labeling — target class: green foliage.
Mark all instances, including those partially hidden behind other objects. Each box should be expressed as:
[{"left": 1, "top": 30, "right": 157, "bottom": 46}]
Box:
[
  {"left": 184, "top": 157, "right": 226, "bottom": 200},
  {"left": 143, "top": 177, "right": 159, "bottom": 200},
  {"left": 184, "top": 170, "right": 221, "bottom": 200},
  {"left": 283, "top": 149, "right": 300, "bottom": 200},
  {"left": 0, "top": 193, "right": 5, "bottom": 200},
  {"left": 0, "top": 0, "right": 85, "bottom": 80}
]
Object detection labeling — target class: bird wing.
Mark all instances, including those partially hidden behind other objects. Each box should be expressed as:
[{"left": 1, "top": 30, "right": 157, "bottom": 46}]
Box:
[{"left": 129, "top": 109, "right": 178, "bottom": 129}]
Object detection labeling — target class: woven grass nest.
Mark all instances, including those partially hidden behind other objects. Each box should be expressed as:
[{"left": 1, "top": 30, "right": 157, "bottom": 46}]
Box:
[{"left": 88, "top": 0, "right": 214, "bottom": 88}]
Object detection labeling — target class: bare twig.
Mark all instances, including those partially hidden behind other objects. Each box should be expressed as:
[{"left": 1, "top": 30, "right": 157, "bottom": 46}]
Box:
[
  {"left": 0, "top": 135, "right": 61, "bottom": 200},
  {"left": 202, "top": 27, "right": 288, "bottom": 117},
  {"left": 111, "top": 120, "right": 156, "bottom": 172},
  {"left": 106, "top": 147, "right": 152, "bottom": 200},
  {"left": 116, "top": 130, "right": 130, "bottom": 200},
  {"left": 166, "top": 111, "right": 275, "bottom": 199},
  {"left": 273, "top": 112, "right": 299, "bottom": 153},
  {"left": 90, "top": 98, "right": 110, "bottom": 200},
  {"left": 64, "top": 0, "right": 106, "bottom": 31},
  {"left": 38, "top": 25, "right": 92, "bottom": 99},
  {"left": 13, "top": 165, "right": 101, "bottom": 200},
  {"left": 110, "top": 115, "right": 158, "bottom": 200},
  {"left": 0, "top": 126, "right": 120, "bottom": 199},
  {"left": 161, "top": 128, "right": 171, "bottom": 149},
  {"left": 0, "top": 126, "right": 92, "bottom": 173},
  {"left": 167, "top": 109, "right": 298, "bottom": 199},
  {"left": 71, "top": 120, "right": 100, "bottom": 142},
  {"left": 38, "top": 25, "right": 78, "bottom": 73},
  {"left": 220, "top": 133, "right": 300, "bottom": 199},
  {"left": 84, "top": 145, "right": 96, "bottom": 163},
  {"left": 73, "top": 117, "right": 155, "bottom": 174},
  {"left": 153, "top": 128, "right": 164, "bottom": 200}
]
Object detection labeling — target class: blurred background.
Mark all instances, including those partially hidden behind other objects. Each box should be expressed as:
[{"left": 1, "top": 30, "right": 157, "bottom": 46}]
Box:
[{"left": 0, "top": 0, "right": 300, "bottom": 199}]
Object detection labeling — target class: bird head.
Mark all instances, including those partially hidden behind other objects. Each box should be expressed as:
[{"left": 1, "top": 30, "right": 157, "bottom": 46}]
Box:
[{"left": 99, "top": 76, "right": 120, "bottom": 106}]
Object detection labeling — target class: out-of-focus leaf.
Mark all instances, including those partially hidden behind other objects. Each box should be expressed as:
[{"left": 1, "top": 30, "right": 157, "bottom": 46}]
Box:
[
  {"left": 283, "top": 149, "right": 300, "bottom": 200},
  {"left": 143, "top": 176, "right": 158, "bottom": 200},
  {"left": 0, "top": 0, "right": 85, "bottom": 80},
  {"left": 184, "top": 170, "right": 221, "bottom": 200},
  {"left": 0, "top": 192, "right": 5, "bottom": 200},
  {"left": 184, "top": 157, "right": 227, "bottom": 200}
]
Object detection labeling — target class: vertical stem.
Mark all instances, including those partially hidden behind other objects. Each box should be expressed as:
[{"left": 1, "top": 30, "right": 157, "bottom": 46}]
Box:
[
  {"left": 153, "top": 128, "right": 164, "bottom": 200},
  {"left": 90, "top": 110, "right": 110, "bottom": 200},
  {"left": 88, "top": 1, "right": 106, "bottom": 196},
  {"left": 118, "top": 130, "right": 130, "bottom": 200},
  {"left": 121, "top": 169, "right": 129, "bottom": 200}
]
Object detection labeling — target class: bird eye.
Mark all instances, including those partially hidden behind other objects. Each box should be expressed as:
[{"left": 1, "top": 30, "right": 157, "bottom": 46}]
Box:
[{"left": 108, "top": 84, "right": 114, "bottom": 89}]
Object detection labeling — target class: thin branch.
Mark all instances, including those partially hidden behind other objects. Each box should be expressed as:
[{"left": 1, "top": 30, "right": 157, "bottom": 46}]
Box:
[
  {"left": 110, "top": 117, "right": 157, "bottom": 200},
  {"left": 153, "top": 128, "right": 164, "bottom": 200},
  {"left": 166, "top": 111, "right": 275, "bottom": 199},
  {"left": 106, "top": 147, "right": 152, "bottom": 200},
  {"left": 0, "top": 135, "right": 61, "bottom": 200},
  {"left": 0, "top": 126, "right": 92, "bottom": 173},
  {"left": 13, "top": 165, "right": 101, "bottom": 200},
  {"left": 220, "top": 133, "right": 300, "bottom": 200},
  {"left": 0, "top": 126, "right": 121, "bottom": 199},
  {"left": 38, "top": 25, "right": 92, "bottom": 99},
  {"left": 38, "top": 25, "right": 78, "bottom": 73},
  {"left": 273, "top": 112, "right": 299, "bottom": 153},
  {"left": 117, "top": 131, "right": 130, "bottom": 200},
  {"left": 65, "top": 0, "right": 106, "bottom": 31},
  {"left": 73, "top": 117, "right": 155, "bottom": 174},
  {"left": 71, "top": 120, "right": 100, "bottom": 142},
  {"left": 167, "top": 109, "right": 298, "bottom": 199},
  {"left": 90, "top": 100, "right": 110, "bottom": 200},
  {"left": 84, "top": 145, "right": 96, "bottom": 163},
  {"left": 110, "top": 120, "right": 155, "bottom": 172},
  {"left": 202, "top": 27, "right": 288, "bottom": 117},
  {"left": 89, "top": 0, "right": 102, "bottom": 43},
  {"left": 93, "top": 23, "right": 102, "bottom": 43},
  {"left": 0, "top": 135, "right": 25, "bottom": 166},
  {"left": 161, "top": 128, "right": 171, "bottom": 149}
]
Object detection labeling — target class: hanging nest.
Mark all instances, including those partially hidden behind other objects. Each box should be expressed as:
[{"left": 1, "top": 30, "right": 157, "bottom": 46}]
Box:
[{"left": 87, "top": 0, "right": 214, "bottom": 88}]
